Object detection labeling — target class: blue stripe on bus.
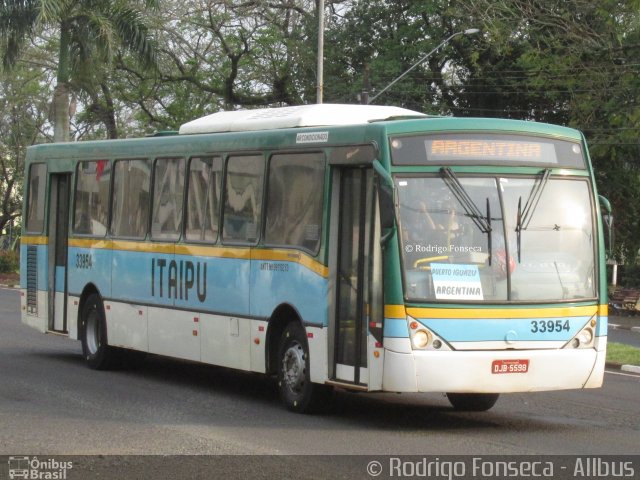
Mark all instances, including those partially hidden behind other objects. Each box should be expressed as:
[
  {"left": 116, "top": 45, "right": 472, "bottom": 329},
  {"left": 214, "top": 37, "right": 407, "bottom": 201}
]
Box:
[
  {"left": 384, "top": 318, "right": 409, "bottom": 338},
  {"left": 67, "top": 246, "right": 329, "bottom": 325},
  {"left": 382, "top": 314, "right": 607, "bottom": 341},
  {"left": 415, "top": 316, "right": 592, "bottom": 342},
  {"left": 54, "top": 266, "right": 65, "bottom": 293},
  {"left": 68, "top": 246, "right": 112, "bottom": 296},
  {"left": 249, "top": 259, "right": 328, "bottom": 326},
  {"left": 596, "top": 316, "right": 608, "bottom": 337}
]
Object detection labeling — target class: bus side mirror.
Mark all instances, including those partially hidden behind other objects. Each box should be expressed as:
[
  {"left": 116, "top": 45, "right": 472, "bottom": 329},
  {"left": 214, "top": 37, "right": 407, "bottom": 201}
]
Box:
[
  {"left": 378, "top": 181, "right": 395, "bottom": 231},
  {"left": 373, "top": 160, "right": 396, "bottom": 246},
  {"left": 603, "top": 213, "right": 614, "bottom": 257},
  {"left": 599, "top": 195, "right": 614, "bottom": 258}
]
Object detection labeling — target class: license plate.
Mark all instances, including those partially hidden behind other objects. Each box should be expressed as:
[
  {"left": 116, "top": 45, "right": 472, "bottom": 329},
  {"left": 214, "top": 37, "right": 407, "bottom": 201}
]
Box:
[{"left": 492, "top": 359, "right": 529, "bottom": 374}]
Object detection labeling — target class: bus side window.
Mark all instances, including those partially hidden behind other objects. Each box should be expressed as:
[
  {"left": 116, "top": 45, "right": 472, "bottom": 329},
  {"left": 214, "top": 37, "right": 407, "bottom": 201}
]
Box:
[
  {"left": 73, "top": 160, "right": 110, "bottom": 236},
  {"left": 111, "top": 159, "right": 151, "bottom": 239},
  {"left": 186, "top": 157, "right": 222, "bottom": 243},
  {"left": 265, "top": 152, "right": 325, "bottom": 253},
  {"left": 25, "top": 163, "right": 47, "bottom": 233},
  {"left": 223, "top": 155, "right": 264, "bottom": 244},
  {"left": 151, "top": 157, "right": 185, "bottom": 240}
]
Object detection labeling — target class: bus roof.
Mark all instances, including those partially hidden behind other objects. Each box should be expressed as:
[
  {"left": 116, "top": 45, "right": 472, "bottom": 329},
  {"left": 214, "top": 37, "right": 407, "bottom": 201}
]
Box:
[{"left": 178, "top": 104, "right": 427, "bottom": 135}]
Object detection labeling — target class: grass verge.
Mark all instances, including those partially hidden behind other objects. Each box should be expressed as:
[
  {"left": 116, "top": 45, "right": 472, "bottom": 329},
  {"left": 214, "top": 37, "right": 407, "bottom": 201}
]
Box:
[{"left": 607, "top": 342, "right": 640, "bottom": 366}]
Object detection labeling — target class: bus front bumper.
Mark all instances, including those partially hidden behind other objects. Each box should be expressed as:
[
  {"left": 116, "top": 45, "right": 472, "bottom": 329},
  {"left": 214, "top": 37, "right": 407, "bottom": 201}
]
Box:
[{"left": 382, "top": 343, "right": 606, "bottom": 393}]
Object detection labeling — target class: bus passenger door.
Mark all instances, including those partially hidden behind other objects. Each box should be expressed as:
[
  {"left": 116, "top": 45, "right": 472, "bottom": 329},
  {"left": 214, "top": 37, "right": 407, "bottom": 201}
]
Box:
[
  {"left": 47, "top": 173, "right": 71, "bottom": 333},
  {"left": 330, "top": 167, "right": 375, "bottom": 387}
]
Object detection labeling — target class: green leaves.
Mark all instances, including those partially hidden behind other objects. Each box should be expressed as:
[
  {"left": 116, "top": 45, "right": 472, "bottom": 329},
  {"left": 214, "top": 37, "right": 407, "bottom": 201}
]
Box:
[
  {"left": 0, "top": 0, "right": 639, "bottom": 260},
  {"left": 0, "top": 0, "right": 159, "bottom": 141},
  {"left": 325, "top": 0, "right": 640, "bottom": 262},
  {"left": 0, "top": 0, "right": 39, "bottom": 68},
  {"left": 110, "top": 1, "right": 157, "bottom": 69}
]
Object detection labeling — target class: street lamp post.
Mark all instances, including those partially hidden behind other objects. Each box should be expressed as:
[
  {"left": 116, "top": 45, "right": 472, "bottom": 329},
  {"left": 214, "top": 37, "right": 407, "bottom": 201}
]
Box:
[{"left": 367, "top": 28, "right": 480, "bottom": 105}]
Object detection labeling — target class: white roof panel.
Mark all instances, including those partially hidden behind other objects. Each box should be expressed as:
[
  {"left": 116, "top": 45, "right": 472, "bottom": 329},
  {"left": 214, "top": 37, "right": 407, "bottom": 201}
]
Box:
[{"left": 178, "top": 103, "right": 426, "bottom": 135}]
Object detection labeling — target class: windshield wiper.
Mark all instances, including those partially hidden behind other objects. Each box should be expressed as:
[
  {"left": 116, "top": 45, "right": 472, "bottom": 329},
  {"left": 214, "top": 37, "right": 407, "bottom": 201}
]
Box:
[
  {"left": 516, "top": 168, "right": 551, "bottom": 262},
  {"left": 440, "top": 168, "right": 492, "bottom": 234},
  {"left": 440, "top": 168, "right": 492, "bottom": 261}
]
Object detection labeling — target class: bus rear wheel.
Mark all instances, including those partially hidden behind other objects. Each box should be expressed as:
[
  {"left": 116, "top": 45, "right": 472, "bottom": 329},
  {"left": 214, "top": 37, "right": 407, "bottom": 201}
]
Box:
[
  {"left": 81, "top": 293, "right": 116, "bottom": 370},
  {"left": 277, "top": 323, "right": 331, "bottom": 413},
  {"left": 446, "top": 393, "right": 499, "bottom": 412}
]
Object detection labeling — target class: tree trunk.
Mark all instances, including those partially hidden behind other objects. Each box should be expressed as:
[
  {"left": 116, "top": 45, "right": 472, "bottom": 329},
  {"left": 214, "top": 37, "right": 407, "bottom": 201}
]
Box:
[
  {"left": 53, "top": 22, "right": 72, "bottom": 143},
  {"left": 101, "top": 83, "right": 118, "bottom": 139},
  {"left": 52, "top": 82, "right": 70, "bottom": 143}
]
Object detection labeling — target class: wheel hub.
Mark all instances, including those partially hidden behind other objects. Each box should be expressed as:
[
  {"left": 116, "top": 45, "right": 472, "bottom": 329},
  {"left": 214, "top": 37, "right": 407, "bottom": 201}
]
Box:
[{"left": 282, "top": 342, "right": 305, "bottom": 393}]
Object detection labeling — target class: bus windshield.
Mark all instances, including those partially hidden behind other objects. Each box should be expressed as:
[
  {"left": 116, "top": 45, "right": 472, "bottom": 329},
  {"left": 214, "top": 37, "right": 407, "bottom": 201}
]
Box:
[{"left": 397, "top": 175, "right": 596, "bottom": 302}]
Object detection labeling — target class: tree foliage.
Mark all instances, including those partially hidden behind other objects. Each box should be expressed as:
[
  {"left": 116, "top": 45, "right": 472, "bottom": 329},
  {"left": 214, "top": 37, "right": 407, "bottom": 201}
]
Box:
[
  {"left": 0, "top": 0, "right": 158, "bottom": 141},
  {"left": 0, "top": 59, "right": 49, "bottom": 233},
  {"left": 457, "top": 0, "right": 640, "bottom": 261},
  {"left": 327, "top": 0, "right": 640, "bottom": 263},
  {"left": 1, "top": 0, "right": 640, "bottom": 264},
  {"left": 112, "top": 0, "right": 349, "bottom": 131}
]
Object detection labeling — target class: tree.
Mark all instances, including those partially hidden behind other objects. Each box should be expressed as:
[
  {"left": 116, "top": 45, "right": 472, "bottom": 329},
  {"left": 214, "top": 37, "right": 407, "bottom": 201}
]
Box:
[
  {"left": 323, "top": 0, "right": 481, "bottom": 109},
  {"left": 0, "top": 59, "right": 49, "bottom": 233},
  {"left": 328, "top": 0, "right": 640, "bottom": 263},
  {"left": 458, "top": 0, "right": 640, "bottom": 261},
  {"left": 109, "top": 0, "right": 352, "bottom": 131},
  {"left": 0, "top": 0, "right": 158, "bottom": 141}
]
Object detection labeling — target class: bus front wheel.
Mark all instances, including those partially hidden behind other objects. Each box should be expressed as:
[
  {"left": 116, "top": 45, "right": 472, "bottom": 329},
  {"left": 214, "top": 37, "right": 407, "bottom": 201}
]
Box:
[
  {"left": 81, "top": 293, "right": 116, "bottom": 370},
  {"left": 446, "top": 393, "right": 500, "bottom": 412},
  {"left": 277, "top": 322, "right": 330, "bottom": 413}
]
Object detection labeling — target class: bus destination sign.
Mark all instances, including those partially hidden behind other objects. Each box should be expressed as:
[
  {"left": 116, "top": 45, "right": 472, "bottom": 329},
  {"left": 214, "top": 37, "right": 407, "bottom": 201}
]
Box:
[
  {"left": 425, "top": 138, "right": 558, "bottom": 163},
  {"left": 390, "top": 133, "right": 586, "bottom": 168}
]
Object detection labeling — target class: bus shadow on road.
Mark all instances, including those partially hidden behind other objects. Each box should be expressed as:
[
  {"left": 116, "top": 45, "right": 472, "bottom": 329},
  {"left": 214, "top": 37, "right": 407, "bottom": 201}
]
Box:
[
  {"left": 326, "top": 390, "right": 504, "bottom": 431},
  {"left": 32, "top": 349, "right": 569, "bottom": 433}
]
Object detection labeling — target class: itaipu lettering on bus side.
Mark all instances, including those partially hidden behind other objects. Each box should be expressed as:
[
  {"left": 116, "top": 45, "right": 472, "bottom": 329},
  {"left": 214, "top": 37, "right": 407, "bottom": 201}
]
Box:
[{"left": 151, "top": 259, "right": 207, "bottom": 302}]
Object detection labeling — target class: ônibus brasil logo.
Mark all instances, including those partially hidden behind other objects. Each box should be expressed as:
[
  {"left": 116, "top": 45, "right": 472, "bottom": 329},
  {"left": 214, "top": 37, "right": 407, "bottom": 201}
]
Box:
[{"left": 8, "top": 456, "right": 73, "bottom": 479}]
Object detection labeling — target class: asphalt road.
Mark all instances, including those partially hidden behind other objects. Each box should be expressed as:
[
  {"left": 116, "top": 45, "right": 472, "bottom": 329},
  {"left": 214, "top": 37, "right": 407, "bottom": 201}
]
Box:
[
  {"left": 1, "top": 287, "right": 639, "bottom": 478},
  {"left": 609, "top": 328, "right": 640, "bottom": 348},
  {"left": 609, "top": 314, "right": 640, "bottom": 348}
]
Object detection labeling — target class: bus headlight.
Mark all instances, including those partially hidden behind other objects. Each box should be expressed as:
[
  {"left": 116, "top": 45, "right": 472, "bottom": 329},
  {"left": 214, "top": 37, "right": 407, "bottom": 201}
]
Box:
[
  {"left": 412, "top": 330, "right": 430, "bottom": 349},
  {"left": 406, "top": 316, "right": 452, "bottom": 351},
  {"left": 564, "top": 317, "right": 596, "bottom": 349},
  {"left": 577, "top": 328, "right": 593, "bottom": 346}
]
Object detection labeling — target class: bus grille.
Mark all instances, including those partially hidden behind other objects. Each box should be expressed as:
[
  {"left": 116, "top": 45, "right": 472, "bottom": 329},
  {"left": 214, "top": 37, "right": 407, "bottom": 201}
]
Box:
[{"left": 26, "top": 246, "right": 38, "bottom": 314}]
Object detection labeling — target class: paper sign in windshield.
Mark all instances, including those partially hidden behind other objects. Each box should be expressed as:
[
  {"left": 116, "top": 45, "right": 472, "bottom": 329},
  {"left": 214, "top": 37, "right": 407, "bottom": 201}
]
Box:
[{"left": 431, "top": 263, "right": 483, "bottom": 300}]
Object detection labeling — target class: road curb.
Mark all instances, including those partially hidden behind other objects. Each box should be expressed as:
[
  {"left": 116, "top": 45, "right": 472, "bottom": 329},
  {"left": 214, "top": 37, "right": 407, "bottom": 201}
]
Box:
[
  {"left": 621, "top": 364, "right": 640, "bottom": 374},
  {"left": 606, "top": 361, "right": 640, "bottom": 374}
]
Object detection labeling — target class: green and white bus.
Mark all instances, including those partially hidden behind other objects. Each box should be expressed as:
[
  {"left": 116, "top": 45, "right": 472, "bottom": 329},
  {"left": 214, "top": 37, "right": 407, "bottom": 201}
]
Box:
[{"left": 20, "top": 104, "right": 609, "bottom": 412}]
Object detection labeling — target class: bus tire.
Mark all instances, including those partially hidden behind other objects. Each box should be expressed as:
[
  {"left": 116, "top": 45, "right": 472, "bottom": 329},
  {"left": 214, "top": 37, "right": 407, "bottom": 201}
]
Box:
[
  {"left": 277, "top": 322, "right": 330, "bottom": 413},
  {"left": 81, "top": 293, "right": 116, "bottom": 370},
  {"left": 446, "top": 393, "right": 500, "bottom": 412}
]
